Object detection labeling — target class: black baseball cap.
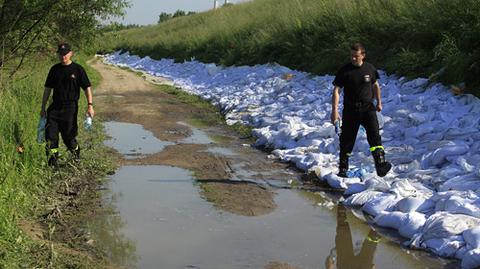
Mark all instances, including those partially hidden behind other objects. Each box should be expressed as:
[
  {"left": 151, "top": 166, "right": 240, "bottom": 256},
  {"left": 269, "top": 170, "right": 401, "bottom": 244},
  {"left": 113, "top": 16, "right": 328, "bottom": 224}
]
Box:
[{"left": 57, "top": 43, "right": 71, "bottom": 56}]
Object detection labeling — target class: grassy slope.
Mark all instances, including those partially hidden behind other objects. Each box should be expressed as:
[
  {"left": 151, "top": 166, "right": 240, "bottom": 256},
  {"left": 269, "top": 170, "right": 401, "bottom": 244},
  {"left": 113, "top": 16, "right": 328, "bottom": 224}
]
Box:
[
  {"left": 0, "top": 54, "right": 117, "bottom": 268},
  {"left": 100, "top": 0, "right": 480, "bottom": 96}
]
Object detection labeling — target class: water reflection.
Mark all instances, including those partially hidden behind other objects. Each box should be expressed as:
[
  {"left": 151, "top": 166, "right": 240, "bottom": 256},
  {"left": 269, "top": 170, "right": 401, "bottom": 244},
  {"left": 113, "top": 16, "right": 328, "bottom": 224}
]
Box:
[
  {"left": 87, "top": 190, "right": 138, "bottom": 268},
  {"left": 325, "top": 205, "right": 380, "bottom": 269}
]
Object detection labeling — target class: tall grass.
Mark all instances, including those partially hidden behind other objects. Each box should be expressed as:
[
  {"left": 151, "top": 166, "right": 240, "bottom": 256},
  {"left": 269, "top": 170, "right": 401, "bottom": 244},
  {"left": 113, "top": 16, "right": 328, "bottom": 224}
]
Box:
[
  {"left": 100, "top": 0, "right": 480, "bottom": 96},
  {"left": 0, "top": 58, "right": 51, "bottom": 265},
  {"left": 0, "top": 53, "right": 108, "bottom": 267}
]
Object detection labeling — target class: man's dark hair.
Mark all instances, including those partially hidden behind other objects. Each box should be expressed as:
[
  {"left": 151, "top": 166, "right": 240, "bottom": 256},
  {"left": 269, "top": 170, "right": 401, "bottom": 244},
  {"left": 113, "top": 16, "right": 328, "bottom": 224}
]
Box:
[{"left": 351, "top": 43, "right": 366, "bottom": 54}]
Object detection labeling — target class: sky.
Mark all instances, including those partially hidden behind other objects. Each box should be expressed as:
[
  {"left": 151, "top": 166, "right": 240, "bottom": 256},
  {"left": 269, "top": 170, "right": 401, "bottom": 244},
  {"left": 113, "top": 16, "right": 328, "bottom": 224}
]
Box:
[{"left": 114, "top": 0, "right": 244, "bottom": 25}]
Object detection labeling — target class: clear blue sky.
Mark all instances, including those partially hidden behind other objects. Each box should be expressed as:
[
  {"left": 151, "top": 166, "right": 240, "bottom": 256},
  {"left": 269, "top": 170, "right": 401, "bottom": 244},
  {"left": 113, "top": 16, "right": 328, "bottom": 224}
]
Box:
[{"left": 114, "top": 0, "right": 244, "bottom": 25}]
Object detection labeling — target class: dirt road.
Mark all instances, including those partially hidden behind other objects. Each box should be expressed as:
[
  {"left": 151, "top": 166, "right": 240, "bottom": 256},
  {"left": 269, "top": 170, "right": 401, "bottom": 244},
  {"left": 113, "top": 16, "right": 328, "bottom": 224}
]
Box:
[{"left": 92, "top": 58, "right": 300, "bottom": 217}]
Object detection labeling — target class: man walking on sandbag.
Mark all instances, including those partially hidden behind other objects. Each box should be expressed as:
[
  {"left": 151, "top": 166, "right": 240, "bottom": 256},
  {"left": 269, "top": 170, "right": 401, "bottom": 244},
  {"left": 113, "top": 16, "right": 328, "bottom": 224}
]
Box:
[
  {"left": 330, "top": 43, "right": 391, "bottom": 177},
  {"left": 40, "top": 43, "right": 94, "bottom": 167}
]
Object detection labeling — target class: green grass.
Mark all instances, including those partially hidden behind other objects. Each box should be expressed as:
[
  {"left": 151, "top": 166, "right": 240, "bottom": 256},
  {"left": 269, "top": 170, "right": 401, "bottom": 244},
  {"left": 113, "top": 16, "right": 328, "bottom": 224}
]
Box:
[
  {"left": 99, "top": 0, "right": 480, "bottom": 96},
  {"left": 0, "top": 54, "right": 117, "bottom": 268},
  {"left": 155, "top": 84, "right": 225, "bottom": 126}
]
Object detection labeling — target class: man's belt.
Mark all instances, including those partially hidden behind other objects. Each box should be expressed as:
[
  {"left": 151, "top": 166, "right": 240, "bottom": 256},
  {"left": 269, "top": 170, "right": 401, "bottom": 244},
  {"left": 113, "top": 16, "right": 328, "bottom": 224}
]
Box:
[{"left": 345, "top": 101, "right": 373, "bottom": 109}]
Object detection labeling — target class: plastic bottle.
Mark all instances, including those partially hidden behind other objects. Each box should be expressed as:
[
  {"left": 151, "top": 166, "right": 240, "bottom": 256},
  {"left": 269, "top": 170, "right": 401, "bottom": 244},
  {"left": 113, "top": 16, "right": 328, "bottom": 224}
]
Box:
[
  {"left": 84, "top": 116, "right": 93, "bottom": 130},
  {"left": 377, "top": 111, "right": 385, "bottom": 129},
  {"left": 346, "top": 167, "right": 366, "bottom": 178},
  {"left": 330, "top": 248, "right": 337, "bottom": 262},
  {"left": 359, "top": 126, "right": 366, "bottom": 136},
  {"left": 37, "top": 117, "right": 46, "bottom": 143},
  {"left": 334, "top": 119, "right": 342, "bottom": 136}
]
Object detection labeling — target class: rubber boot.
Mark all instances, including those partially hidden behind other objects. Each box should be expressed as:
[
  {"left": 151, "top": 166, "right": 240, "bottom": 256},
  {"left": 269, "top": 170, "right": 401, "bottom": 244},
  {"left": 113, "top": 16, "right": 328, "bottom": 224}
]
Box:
[
  {"left": 337, "top": 155, "right": 349, "bottom": 178},
  {"left": 48, "top": 152, "right": 59, "bottom": 168},
  {"left": 372, "top": 148, "right": 392, "bottom": 177},
  {"left": 70, "top": 146, "right": 80, "bottom": 163}
]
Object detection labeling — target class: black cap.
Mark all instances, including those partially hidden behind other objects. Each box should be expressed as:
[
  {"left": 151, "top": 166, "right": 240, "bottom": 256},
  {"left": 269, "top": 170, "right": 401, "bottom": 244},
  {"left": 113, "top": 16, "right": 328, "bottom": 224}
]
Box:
[{"left": 57, "top": 43, "right": 71, "bottom": 56}]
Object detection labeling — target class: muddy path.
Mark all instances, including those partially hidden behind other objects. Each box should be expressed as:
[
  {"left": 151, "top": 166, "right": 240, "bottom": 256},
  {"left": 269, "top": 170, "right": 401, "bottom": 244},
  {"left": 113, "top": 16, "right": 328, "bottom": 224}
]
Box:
[
  {"left": 92, "top": 58, "right": 300, "bottom": 217},
  {"left": 90, "top": 58, "right": 455, "bottom": 269}
]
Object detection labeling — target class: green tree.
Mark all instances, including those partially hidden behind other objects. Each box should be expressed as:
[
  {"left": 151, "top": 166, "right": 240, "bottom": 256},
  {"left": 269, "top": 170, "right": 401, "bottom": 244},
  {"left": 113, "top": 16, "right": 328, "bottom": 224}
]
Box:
[
  {"left": 172, "top": 10, "right": 186, "bottom": 18},
  {"left": 158, "top": 12, "right": 173, "bottom": 23},
  {"left": 0, "top": 0, "right": 129, "bottom": 80}
]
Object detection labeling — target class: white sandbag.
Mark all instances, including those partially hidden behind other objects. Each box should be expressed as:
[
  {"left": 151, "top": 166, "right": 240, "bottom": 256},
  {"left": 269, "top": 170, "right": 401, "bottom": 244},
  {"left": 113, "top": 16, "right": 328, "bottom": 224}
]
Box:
[
  {"left": 420, "top": 142, "right": 470, "bottom": 169},
  {"left": 324, "top": 173, "right": 346, "bottom": 189},
  {"left": 461, "top": 249, "right": 480, "bottom": 269},
  {"left": 440, "top": 174, "right": 480, "bottom": 192},
  {"left": 399, "top": 212, "right": 427, "bottom": 239},
  {"left": 432, "top": 190, "right": 480, "bottom": 203},
  {"left": 324, "top": 172, "right": 361, "bottom": 189},
  {"left": 396, "top": 197, "right": 435, "bottom": 213},
  {"left": 463, "top": 227, "right": 480, "bottom": 250},
  {"left": 444, "top": 196, "right": 480, "bottom": 218},
  {"left": 364, "top": 177, "right": 391, "bottom": 192},
  {"left": 457, "top": 246, "right": 469, "bottom": 260},
  {"left": 424, "top": 236, "right": 464, "bottom": 258},
  {"left": 343, "top": 190, "right": 383, "bottom": 207},
  {"left": 362, "top": 193, "right": 401, "bottom": 217},
  {"left": 205, "top": 63, "right": 221, "bottom": 75},
  {"left": 374, "top": 211, "right": 407, "bottom": 230},
  {"left": 434, "top": 198, "right": 447, "bottom": 212},
  {"left": 410, "top": 212, "right": 480, "bottom": 247},
  {"left": 431, "top": 143, "right": 469, "bottom": 167},
  {"left": 344, "top": 182, "right": 368, "bottom": 195},
  {"left": 390, "top": 179, "right": 418, "bottom": 198},
  {"left": 457, "top": 156, "right": 475, "bottom": 173}
]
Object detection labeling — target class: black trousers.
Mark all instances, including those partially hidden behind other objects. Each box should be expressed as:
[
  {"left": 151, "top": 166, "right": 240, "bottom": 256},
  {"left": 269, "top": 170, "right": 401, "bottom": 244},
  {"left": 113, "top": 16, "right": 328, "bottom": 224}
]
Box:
[
  {"left": 335, "top": 205, "right": 377, "bottom": 269},
  {"left": 340, "top": 104, "right": 382, "bottom": 158},
  {"left": 45, "top": 105, "right": 79, "bottom": 154}
]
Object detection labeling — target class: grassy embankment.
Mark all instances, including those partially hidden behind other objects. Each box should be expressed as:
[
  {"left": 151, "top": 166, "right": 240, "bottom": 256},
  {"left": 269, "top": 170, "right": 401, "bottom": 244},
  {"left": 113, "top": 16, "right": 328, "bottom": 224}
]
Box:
[
  {"left": 0, "top": 54, "right": 126, "bottom": 268},
  {"left": 100, "top": 0, "right": 480, "bottom": 96}
]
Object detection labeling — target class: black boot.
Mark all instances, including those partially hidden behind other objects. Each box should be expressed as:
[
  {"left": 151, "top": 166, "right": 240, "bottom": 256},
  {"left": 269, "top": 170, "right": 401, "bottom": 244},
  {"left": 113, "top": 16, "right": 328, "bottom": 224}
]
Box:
[
  {"left": 372, "top": 148, "right": 392, "bottom": 177},
  {"left": 48, "top": 152, "right": 59, "bottom": 168},
  {"left": 70, "top": 146, "right": 80, "bottom": 163},
  {"left": 337, "top": 155, "right": 349, "bottom": 178}
]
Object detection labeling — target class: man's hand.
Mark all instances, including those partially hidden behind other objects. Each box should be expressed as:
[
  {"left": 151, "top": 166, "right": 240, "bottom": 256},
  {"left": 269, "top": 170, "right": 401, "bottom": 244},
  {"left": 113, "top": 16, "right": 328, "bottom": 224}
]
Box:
[
  {"left": 87, "top": 105, "right": 95, "bottom": 118},
  {"left": 331, "top": 110, "right": 340, "bottom": 124},
  {"left": 376, "top": 103, "right": 383, "bottom": 112},
  {"left": 325, "top": 256, "right": 334, "bottom": 269}
]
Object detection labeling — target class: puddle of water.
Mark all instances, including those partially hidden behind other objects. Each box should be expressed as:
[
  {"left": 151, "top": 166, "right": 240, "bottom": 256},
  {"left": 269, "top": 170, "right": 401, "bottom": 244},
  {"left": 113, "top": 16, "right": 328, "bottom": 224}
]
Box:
[
  {"left": 177, "top": 121, "right": 214, "bottom": 144},
  {"left": 106, "top": 165, "right": 453, "bottom": 269},
  {"left": 86, "top": 192, "right": 138, "bottom": 268},
  {"left": 104, "top": 121, "right": 173, "bottom": 158}
]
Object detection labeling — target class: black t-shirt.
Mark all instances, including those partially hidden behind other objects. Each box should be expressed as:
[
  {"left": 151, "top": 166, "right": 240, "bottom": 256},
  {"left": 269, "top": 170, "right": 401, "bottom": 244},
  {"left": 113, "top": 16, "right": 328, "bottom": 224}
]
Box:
[
  {"left": 45, "top": 62, "right": 91, "bottom": 108},
  {"left": 333, "top": 62, "right": 379, "bottom": 106}
]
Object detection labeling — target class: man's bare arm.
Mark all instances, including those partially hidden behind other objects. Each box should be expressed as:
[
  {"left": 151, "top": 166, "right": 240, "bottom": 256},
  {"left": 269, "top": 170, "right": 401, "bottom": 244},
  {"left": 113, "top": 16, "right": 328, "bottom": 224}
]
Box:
[
  {"left": 84, "top": 86, "right": 95, "bottom": 117},
  {"left": 40, "top": 87, "right": 52, "bottom": 117},
  {"left": 331, "top": 86, "right": 342, "bottom": 123},
  {"left": 373, "top": 82, "right": 382, "bottom": 112}
]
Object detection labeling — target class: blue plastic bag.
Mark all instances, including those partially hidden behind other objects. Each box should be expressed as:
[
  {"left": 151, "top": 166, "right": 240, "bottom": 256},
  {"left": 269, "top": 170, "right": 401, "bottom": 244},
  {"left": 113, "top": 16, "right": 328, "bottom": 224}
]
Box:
[{"left": 37, "top": 117, "right": 46, "bottom": 143}]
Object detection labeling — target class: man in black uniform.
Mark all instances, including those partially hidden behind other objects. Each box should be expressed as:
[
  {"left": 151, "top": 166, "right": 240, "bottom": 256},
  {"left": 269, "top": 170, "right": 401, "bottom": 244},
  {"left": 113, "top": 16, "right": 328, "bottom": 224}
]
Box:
[
  {"left": 40, "top": 43, "right": 94, "bottom": 167},
  {"left": 331, "top": 43, "right": 391, "bottom": 177},
  {"left": 325, "top": 205, "right": 380, "bottom": 269}
]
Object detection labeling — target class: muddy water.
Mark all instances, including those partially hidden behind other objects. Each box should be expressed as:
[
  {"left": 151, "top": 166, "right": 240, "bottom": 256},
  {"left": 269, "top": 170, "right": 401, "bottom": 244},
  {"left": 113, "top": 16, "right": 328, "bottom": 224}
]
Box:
[
  {"left": 177, "top": 121, "right": 214, "bottom": 144},
  {"left": 101, "top": 121, "right": 455, "bottom": 269},
  {"left": 104, "top": 121, "right": 174, "bottom": 158}
]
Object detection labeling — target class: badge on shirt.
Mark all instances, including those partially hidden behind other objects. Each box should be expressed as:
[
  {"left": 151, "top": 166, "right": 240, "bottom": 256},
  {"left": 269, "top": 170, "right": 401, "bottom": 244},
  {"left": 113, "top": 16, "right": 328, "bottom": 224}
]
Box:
[
  {"left": 71, "top": 74, "right": 76, "bottom": 79},
  {"left": 364, "top": 74, "right": 371, "bottom": 83}
]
